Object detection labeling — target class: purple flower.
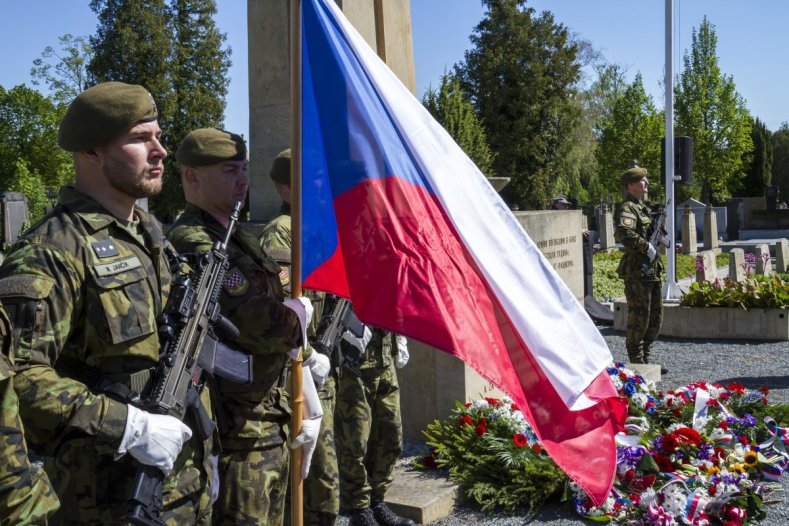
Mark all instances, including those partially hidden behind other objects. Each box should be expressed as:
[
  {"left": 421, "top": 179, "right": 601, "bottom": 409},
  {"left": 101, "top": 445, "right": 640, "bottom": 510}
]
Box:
[{"left": 695, "top": 254, "right": 704, "bottom": 272}]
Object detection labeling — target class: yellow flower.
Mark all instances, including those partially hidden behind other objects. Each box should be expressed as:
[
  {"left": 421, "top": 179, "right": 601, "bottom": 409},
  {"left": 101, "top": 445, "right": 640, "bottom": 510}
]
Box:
[
  {"left": 744, "top": 450, "right": 759, "bottom": 467},
  {"left": 731, "top": 463, "right": 745, "bottom": 474},
  {"left": 706, "top": 466, "right": 721, "bottom": 476}
]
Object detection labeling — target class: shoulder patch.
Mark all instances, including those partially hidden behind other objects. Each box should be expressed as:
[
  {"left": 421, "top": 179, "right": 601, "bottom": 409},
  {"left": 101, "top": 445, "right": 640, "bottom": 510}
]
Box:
[
  {"left": 0, "top": 274, "right": 55, "bottom": 299},
  {"left": 278, "top": 266, "right": 291, "bottom": 289},
  {"left": 91, "top": 238, "right": 120, "bottom": 258},
  {"left": 223, "top": 267, "right": 249, "bottom": 296},
  {"left": 622, "top": 217, "right": 635, "bottom": 227}
]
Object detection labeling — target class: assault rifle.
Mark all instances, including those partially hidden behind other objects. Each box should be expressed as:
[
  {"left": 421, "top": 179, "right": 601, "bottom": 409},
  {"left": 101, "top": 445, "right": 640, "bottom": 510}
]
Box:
[
  {"left": 313, "top": 295, "right": 366, "bottom": 376},
  {"left": 125, "top": 202, "right": 253, "bottom": 526},
  {"left": 642, "top": 199, "right": 671, "bottom": 276}
]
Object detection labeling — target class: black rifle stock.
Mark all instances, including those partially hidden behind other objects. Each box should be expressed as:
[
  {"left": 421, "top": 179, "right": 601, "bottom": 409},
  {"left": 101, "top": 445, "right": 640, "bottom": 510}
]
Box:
[
  {"left": 642, "top": 199, "right": 671, "bottom": 276},
  {"left": 313, "top": 295, "right": 366, "bottom": 376},
  {"left": 125, "top": 202, "right": 252, "bottom": 526}
]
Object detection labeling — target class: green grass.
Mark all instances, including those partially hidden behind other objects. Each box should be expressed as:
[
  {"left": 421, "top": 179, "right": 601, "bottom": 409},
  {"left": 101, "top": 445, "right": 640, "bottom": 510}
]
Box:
[{"left": 592, "top": 251, "right": 730, "bottom": 302}]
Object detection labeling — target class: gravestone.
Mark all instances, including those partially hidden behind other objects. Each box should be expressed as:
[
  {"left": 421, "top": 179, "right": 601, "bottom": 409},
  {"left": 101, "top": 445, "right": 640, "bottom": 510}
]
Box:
[
  {"left": 0, "top": 192, "right": 29, "bottom": 250},
  {"left": 695, "top": 250, "right": 717, "bottom": 283},
  {"left": 703, "top": 204, "right": 719, "bottom": 250},
  {"left": 776, "top": 239, "right": 789, "bottom": 273},
  {"left": 755, "top": 243, "right": 772, "bottom": 276},
  {"left": 598, "top": 208, "right": 615, "bottom": 251},
  {"left": 682, "top": 205, "right": 697, "bottom": 255},
  {"left": 728, "top": 249, "right": 745, "bottom": 282}
]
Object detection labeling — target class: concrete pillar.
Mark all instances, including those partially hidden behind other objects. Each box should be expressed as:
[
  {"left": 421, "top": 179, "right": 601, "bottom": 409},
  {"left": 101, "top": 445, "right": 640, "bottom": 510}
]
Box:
[
  {"left": 247, "top": 0, "right": 416, "bottom": 221},
  {"left": 775, "top": 238, "right": 789, "bottom": 274},
  {"left": 728, "top": 248, "right": 745, "bottom": 282},
  {"left": 598, "top": 208, "right": 615, "bottom": 251},
  {"left": 681, "top": 205, "right": 697, "bottom": 255},
  {"left": 703, "top": 203, "right": 719, "bottom": 250},
  {"left": 754, "top": 243, "right": 772, "bottom": 276}
]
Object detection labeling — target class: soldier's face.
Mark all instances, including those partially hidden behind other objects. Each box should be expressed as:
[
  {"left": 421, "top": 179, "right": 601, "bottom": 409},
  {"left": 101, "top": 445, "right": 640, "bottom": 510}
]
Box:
[
  {"left": 628, "top": 177, "right": 648, "bottom": 199},
  {"left": 196, "top": 160, "right": 249, "bottom": 214},
  {"left": 100, "top": 121, "right": 167, "bottom": 199}
]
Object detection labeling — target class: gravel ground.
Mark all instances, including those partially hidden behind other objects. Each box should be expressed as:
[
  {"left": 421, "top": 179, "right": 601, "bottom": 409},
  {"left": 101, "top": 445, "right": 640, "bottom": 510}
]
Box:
[{"left": 339, "top": 322, "right": 789, "bottom": 525}]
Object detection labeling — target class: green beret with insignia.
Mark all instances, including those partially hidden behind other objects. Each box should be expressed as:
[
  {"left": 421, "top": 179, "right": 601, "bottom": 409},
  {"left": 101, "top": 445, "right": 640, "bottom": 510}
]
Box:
[
  {"left": 269, "top": 148, "right": 291, "bottom": 185},
  {"left": 175, "top": 128, "right": 247, "bottom": 167},
  {"left": 58, "top": 81, "right": 158, "bottom": 152},
  {"left": 621, "top": 166, "right": 648, "bottom": 185}
]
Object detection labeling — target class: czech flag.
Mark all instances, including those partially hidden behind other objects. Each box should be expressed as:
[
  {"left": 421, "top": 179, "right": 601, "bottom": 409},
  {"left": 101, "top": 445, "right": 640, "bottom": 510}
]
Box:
[{"left": 300, "top": 0, "right": 627, "bottom": 504}]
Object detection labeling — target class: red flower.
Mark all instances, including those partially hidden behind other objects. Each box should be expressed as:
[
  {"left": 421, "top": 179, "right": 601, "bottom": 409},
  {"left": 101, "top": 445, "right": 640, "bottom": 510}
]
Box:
[
  {"left": 675, "top": 427, "right": 702, "bottom": 446},
  {"left": 727, "top": 382, "right": 746, "bottom": 393},
  {"left": 662, "top": 434, "right": 679, "bottom": 453},
  {"left": 653, "top": 453, "right": 674, "bottom": 472},
  {"left": 475, "top": 423, "right": 487, "bottom": 436},
  {"left": 719, "top": 421, "right": 729, "bottom": 431},
  {"left": 673, "top": 407, "right": 682, "bottom": 417},
  {"left": 758, "top": 386, "right": 770, "bottom": 395},
  {"left": 511, "top": 403, "right": 520, "bottom": 412},
  {"left": 485, "top": 397, "right": 501, "bottom": 407},
  {"left": 464, "top": 402, "right": 472, "bottom": 408},
  {"left": 719, "top": 392, "right": 730, "bottom": 401},
  {"left": 459, "top": 415, "right": 473, "bottom": 427},
  {"left": 739, "top": 435, "right": 750, "bottom": 446},
  {"left": 531, "top": 444, "right": 543, "bottom": 455},
  {"left": 619, "top": 372, "right": 627, "bottom": 380},
  {"left": 512, "top": 434, "right": 527, "bottom": 447},
  {"left": 706, "top": 399, "right": 720, "bottom": 407},
  {"left": 708, "top": 485, "right": 717, "bottom": 495}
]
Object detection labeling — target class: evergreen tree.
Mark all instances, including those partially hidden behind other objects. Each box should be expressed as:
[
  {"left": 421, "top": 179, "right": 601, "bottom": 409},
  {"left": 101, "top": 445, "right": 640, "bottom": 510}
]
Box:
[
  {"left": 422, "top": 73, "right": 495, "bottom": 177},
  {"left": 595, "top": 74, "right": 663, "bottom": 200},
  {"left": 456, "top": 0, "right": 581, "bottom": 209},
  {"left": 30, "top": 34, "right": 94, "bottom": 106},
  {"left": 740, "top": 117, "right": 772, "bottom": 197},
  {"left": 771, "top": 123, "right": 789, "bottom": 206},
  {"left": 674, "top": 16, "right": 752, "bottom": 204},
  {"left": 8, "top": 159, "right": 51, "bottom": 225}
]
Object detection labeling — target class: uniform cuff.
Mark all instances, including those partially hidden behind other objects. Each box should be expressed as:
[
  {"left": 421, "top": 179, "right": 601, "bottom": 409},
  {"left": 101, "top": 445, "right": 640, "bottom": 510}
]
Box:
[{"left": 98, "top": 398, "right": 129, "bottom": 447}]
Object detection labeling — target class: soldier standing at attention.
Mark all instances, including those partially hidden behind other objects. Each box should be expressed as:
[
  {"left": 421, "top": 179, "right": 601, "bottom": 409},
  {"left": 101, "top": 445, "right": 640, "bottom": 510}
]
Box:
[
  {"left": 169, "top": 128, "right": 325, "bottom": 526},
  {"left": 614, "top": 164, "right": 664, "bottom": 366},
  {"left": 0, "top": 81, "right": 212, "bottom": 524},
  {"left": 335, "top": 328, "right": 414, "bottom": 526},
  {"left": 0, "top": 306, "right": 60, "bottom": 525}
]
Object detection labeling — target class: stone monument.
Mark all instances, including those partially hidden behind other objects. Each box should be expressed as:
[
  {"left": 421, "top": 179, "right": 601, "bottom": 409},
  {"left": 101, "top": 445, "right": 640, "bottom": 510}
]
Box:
[{"left": 682, "top": 205, "right": 697, "bottom": 255}]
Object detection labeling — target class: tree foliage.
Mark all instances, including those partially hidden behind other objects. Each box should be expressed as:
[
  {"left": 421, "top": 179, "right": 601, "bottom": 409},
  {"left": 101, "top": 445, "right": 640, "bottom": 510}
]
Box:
[
  {"left": 771, "top": 123, "right": 789, "bottom": 205},
  {"left": 0, "top": 85, "right": 73, "bottom": 192},
  {"left": 740, "top": 117, "right": 772, "bottom": 197},
  {"left": 30, "top": 34, "right": 93, "bottom": 106},
  {"left": 88, "top": 0, "right": 230, "bottom": 220},
  {"left": 422, "top": 73, "right": 495, "bottom": 177},
  {"left": 674, "top": 17, "right": 752, "bottom": 204},
  {"left": 456, "top": 0, "right": 581, "bottom": 210},
  {"left": 8, "top": 159, "right": 52, "bottom": 225},
  {"left": 596, "top": 73, "right": 663, "bottom": 201}
]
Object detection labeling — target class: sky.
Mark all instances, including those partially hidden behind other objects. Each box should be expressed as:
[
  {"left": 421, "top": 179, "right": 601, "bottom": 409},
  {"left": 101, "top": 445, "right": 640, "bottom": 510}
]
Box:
[{"left": 2, "top": 1, "right": 788, "bottom": 142}]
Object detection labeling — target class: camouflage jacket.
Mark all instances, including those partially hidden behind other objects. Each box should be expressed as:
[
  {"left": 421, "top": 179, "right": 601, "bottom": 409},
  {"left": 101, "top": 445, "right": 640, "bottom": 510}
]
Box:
[
  {"left": 358, "top": 328, "right": 395, "bottom": 370},
  {"left": 168, "top": 204, "right": 302, "bottom": 449},
  {"left": 0, "top": 309, "right": 60, "bottom": 525},
  {"left": 0, "top": 186, "right": 211, "bottom": 508},
  {"left": 614, "top": 194, "right": 664, "bottom": 282}
]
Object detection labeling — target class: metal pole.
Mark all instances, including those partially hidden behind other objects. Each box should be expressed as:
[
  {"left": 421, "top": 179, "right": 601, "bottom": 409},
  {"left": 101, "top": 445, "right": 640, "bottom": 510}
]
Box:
[
  {"left": 289, "top": 0, "right": 305, "bottom": 524},
  {"left": 663, "top": 0, "right": 682, "bottom": 300}
]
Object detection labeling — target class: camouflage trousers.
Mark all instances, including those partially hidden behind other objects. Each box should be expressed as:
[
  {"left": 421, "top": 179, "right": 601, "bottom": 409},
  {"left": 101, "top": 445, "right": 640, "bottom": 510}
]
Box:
[
  {"left": 214, "top": 442, "right": 289, "bottom": 526},
  {"left": 335, "top": 362, "right": 403, "bottom": 510},
  {"left": 0, "top": 374, "right": 60, "bottom": 525},
  {"left": 624, "top": 279, "right": 663, "bottom": 363}
]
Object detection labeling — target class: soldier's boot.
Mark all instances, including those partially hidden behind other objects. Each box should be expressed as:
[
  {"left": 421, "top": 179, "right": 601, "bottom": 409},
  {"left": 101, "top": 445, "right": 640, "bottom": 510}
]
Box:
[
  {"left": 349, "top": 508, "right": 379, "bottom": 526},
  {"left": 626, "top": 347, "right": 643, "bottom": 364},
  {"left": 371, "top": 502, "right": 415, "bottom": 526}
]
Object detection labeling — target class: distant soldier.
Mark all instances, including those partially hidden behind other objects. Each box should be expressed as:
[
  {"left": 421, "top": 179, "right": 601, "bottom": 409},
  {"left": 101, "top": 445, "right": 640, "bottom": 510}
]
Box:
[
  {"left": 0, "top": 306, "right": 60, "bottom": 525},
  {"left": 335, "top": 328, "right": 414, "bottom": 526},
  {"left": 0, "top": 81, "right": 211, "bottom": 524},
  {"left": 614, "top": 164, "right": 664, "bottom": 365},
  {"left": 169, "top": 129, "right": 323, "bottom": 525}
]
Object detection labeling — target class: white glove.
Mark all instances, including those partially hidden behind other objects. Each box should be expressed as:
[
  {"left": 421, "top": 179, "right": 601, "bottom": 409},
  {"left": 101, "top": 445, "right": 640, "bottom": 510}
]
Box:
[
  {"left": 341, "top": 325, "right": 372, "bottom": 353},
  {"left": 289, "top": 365, "right": 323, "bottom": 478},
  {"left": 290, "top": 416, "right": 322, "bottom": 479},
  {"left": 647, "top": 243, "right": 657, "bottom": 262},
  {"left": 116, "top": 405, "right": 192, "bottom": 475},
  {"left": 303, "top": 350, "right": 331, "bottom": 388},
  {"left": 395, "top": 334, "right": 410, "bottom": 369},
  {"left": 284, "top": 297, "right": 314, "bottom": 360}
]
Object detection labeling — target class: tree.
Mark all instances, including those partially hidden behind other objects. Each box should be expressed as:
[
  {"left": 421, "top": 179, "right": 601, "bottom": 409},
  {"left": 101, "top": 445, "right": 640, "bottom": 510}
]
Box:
[
  {"left": 740, "top": 117, "right": 772, "bottom": 197},
  {"left": 456, "top": 0, "right": 581, "bottom": 210},
  {"left": 0, "top": 84, "right": 73, "bottom": 192},
  {"left": 30, "top": 34, "right": 93, "bottom": 106},
  {"left": 161, "top": 0, "right": 231, "bottom": 218},
  {"left": 7, "top": 159, "right": 52, "bottom": 225},
  {"left": 595, "top": 74, "right": 663, "bottom": 201},
  {"left": 771, "top": 123, "right": 789, "bottom": 205},
  {"left": 422, "top": 73, "right": 495, "bottom": 177},
  {"left": 674, "top": 16, "right": 752, "bottom": 204}
]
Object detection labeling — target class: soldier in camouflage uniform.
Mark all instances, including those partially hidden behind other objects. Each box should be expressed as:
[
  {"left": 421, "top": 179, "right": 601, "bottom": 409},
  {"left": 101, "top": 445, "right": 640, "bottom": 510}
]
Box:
[
  {"left": 335, "top": 328, "right": 414, "bottom": 526},
  {"left": 0, "top": 82, "right": 213, "bottom": 524},
  {"left": 169, "top": 129, "right": 325, "bottom": 526},
  {"left": 0, "top": 306, "right": 60, "bottom": 525},
  {"left": 261, "top": 148, "right": 344, "bottom": 526},
  {"left": 614, "top": 164, "right": 664, "bottom": 365}
]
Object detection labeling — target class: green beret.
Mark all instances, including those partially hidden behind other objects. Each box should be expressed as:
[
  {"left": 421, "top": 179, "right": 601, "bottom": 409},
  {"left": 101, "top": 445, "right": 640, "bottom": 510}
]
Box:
[
  {"left": 58, "top": 81, "right": 158, "bottom": 152},
  {"left": 175, "top": 128, "right": 247, "bottom": 166},
  {"left": 270, "top": 148, "right": 291, "bottom": 185},
  {"left": 621, "top": 166, "right": 648, "bottom": 185}
]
